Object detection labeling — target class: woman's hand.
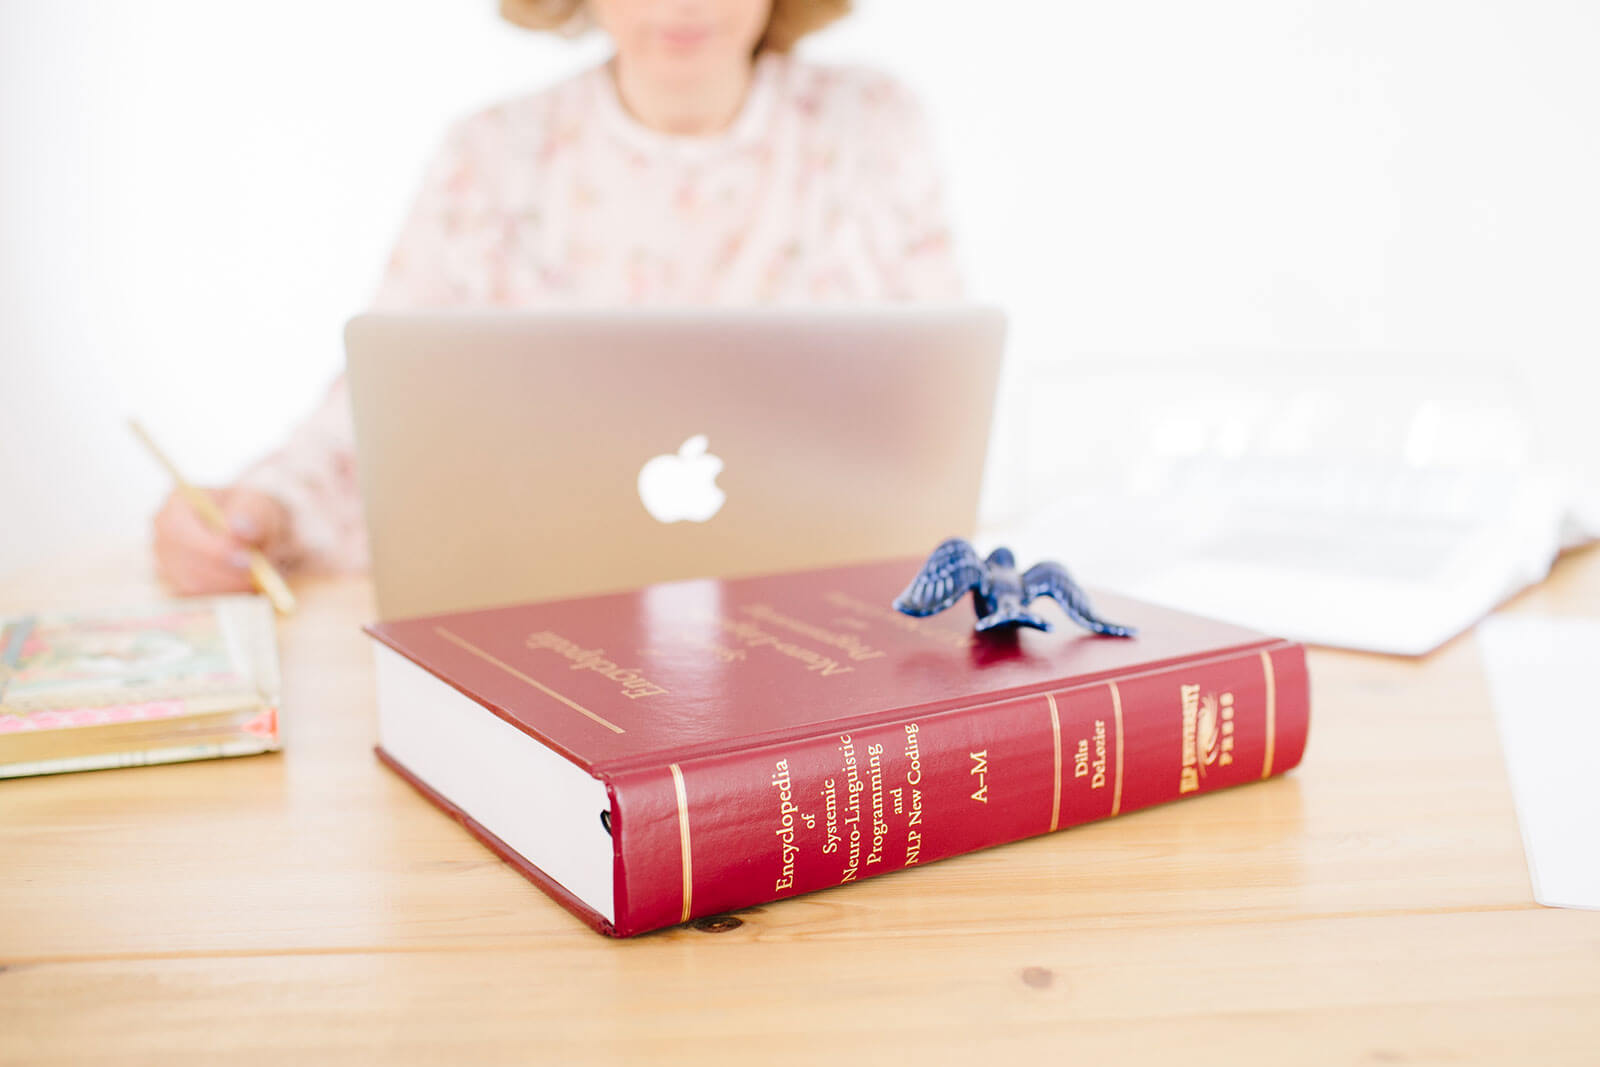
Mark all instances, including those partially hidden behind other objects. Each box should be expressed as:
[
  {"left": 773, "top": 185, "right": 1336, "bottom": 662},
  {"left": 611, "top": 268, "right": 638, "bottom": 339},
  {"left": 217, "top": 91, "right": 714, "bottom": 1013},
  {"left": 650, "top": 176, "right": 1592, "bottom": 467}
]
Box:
[{"left": 153, "top": 487, "right": 293, "bottom": 596}]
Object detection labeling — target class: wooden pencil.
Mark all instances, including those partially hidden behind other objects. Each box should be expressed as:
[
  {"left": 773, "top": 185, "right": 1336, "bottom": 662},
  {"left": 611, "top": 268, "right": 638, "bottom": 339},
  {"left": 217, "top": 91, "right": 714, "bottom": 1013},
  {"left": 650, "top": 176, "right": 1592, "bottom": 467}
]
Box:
[{"left": 129, "top": 419, "right": 297, "bottom": 616}]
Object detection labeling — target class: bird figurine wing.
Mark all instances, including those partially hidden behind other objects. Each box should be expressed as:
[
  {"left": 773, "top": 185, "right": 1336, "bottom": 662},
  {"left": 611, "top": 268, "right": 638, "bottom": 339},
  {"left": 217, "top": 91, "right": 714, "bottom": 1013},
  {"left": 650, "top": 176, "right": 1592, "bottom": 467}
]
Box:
[
  {"left": 893, "top": 538, "right": 989, "bottom": 617},
  {"left": 1022, "top": 561, "right": 1137, "bottom": 637}
]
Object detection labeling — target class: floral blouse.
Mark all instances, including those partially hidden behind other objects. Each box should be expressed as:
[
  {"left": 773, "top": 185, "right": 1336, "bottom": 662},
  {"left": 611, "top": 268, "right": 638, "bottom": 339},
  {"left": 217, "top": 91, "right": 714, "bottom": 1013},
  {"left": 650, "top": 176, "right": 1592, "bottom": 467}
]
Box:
[{"left": 239, "top": 51, "right": 963, "bottom": 572}]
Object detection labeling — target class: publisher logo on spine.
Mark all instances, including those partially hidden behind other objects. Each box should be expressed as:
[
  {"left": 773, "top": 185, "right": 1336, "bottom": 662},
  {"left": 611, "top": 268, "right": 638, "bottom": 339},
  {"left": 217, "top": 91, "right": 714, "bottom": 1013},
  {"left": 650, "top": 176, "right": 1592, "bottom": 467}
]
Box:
[{"left": 1179, "top": 684, "right": 1235, "bottom": 793}]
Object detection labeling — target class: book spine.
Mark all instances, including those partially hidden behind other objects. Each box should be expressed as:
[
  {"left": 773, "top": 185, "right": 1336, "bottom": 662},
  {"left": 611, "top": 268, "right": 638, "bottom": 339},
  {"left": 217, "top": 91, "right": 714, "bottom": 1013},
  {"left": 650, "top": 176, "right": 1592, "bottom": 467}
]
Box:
[{"left": 605, "top": 641, "right": 1309, "bottom": 936}]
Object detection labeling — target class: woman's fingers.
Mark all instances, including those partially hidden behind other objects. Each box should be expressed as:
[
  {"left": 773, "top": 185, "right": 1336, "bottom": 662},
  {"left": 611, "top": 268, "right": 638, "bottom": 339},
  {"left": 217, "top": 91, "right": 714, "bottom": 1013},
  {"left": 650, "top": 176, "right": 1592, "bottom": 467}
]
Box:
[
  {"left": 152, "top": 488, "right": 262, "bottom": 595},
  {"left": 153, "top": 486, "right": 295, "bottom": 596},
  {"left": 154, "top": 490, "right": 233, "bottom": 556},
  {"left": 217, "top": 489, "right": 292, "bottom": 557},
  {"left": 158, "top": 549, "right": 257, "bottom": 596}
]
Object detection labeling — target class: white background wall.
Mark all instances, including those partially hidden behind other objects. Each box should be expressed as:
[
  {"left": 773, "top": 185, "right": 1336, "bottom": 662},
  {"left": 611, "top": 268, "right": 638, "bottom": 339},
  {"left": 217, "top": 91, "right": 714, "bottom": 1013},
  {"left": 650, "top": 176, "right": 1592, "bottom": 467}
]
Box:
[{"left": 3, "top": 0, "right": 1597, "bottom": 579}]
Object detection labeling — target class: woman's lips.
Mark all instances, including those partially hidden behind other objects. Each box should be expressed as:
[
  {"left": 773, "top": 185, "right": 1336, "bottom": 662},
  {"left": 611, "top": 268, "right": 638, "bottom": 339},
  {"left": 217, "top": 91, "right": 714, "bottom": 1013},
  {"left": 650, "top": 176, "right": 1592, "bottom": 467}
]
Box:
[{"left": 659, "top": 25, "right": 714, "bottom": 48}]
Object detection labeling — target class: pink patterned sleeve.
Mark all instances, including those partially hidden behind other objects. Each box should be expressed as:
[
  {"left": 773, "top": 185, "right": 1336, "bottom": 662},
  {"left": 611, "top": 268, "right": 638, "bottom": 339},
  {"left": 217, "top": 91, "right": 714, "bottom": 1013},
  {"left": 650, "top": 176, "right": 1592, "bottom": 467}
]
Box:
[
  {"left": 234, "top": 376, "right": 367, "bottom": 574},
  {"left": 235, "top": 121, "right": 491, "bottom": 573},
  {"left": 373, "top": 118, "right": 497, "bottom": 310},
  {"left": 853, "top": 77, "right": 965, "bottom": 301}
]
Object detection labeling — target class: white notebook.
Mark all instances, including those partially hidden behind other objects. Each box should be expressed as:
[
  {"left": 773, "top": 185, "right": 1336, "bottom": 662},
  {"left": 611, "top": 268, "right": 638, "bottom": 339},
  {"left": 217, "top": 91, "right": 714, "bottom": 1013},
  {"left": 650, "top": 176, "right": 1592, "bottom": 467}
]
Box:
[{"left": 991, "top": 358, "right": 1592, "bottom": 655}]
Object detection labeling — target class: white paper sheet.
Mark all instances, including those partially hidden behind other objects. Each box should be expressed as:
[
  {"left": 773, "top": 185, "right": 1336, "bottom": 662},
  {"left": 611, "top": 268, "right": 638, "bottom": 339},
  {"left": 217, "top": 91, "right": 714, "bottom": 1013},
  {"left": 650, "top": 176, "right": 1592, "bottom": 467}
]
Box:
[{"left": 1477, "top": 616, "right": 1600, "bottom": 910}]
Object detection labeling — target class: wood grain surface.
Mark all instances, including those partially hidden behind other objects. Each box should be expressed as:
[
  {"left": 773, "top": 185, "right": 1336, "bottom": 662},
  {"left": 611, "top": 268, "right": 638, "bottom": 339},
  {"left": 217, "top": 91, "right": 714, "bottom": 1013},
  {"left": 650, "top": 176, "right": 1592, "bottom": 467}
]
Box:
[{"left": 3, "top": 544, "right": 1598, "bottom": 1065}]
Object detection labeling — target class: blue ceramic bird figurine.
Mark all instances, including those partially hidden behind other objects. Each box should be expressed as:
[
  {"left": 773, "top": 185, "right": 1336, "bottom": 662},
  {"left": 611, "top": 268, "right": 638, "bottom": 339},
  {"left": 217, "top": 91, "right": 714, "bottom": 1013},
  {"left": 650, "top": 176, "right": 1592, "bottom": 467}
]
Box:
[{"left": 893, "top": 538, "right": 1137, "bottom": 636}]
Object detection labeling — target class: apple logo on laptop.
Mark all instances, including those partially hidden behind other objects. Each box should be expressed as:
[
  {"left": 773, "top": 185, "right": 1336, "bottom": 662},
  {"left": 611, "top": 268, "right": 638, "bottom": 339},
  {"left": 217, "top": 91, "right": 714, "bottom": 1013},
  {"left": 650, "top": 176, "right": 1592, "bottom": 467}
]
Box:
[{"left": 637, "top": 435, "right": 726, "bottom": 524}]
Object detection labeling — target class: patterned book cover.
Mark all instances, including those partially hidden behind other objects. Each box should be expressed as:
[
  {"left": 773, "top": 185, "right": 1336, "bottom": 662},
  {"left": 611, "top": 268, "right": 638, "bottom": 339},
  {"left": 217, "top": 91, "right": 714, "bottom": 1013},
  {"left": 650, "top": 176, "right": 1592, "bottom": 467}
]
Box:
[{"left": 0, "top": 596, "right": 281, "bottom": 778}]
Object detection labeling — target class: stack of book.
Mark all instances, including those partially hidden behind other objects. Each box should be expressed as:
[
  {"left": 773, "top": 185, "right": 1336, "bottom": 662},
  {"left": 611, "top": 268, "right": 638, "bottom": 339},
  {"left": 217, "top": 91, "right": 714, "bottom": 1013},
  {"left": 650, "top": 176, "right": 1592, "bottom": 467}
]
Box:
[{"left": 0, "top": 596, "right": 281, "bottom": 778}]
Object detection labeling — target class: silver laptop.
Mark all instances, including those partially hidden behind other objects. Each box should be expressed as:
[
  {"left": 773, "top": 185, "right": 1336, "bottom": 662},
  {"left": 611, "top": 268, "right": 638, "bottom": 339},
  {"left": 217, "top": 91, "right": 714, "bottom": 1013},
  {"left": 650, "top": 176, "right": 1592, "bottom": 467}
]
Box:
[{"left": 345, "top": 307, "right": 1006, "bottom": 619}]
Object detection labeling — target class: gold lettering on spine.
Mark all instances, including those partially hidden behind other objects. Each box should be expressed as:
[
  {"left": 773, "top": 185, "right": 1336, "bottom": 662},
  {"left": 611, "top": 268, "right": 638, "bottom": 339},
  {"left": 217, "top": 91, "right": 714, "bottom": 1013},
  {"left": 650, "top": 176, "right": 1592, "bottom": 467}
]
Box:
[
  {"left": 669, "top": 763, "right": 693, "bottom": 923},
  {"left": 1109, "top": 681, "right": 1125, "bottom": 816},
  {"left": 1259, "top": 650, "right": 1277, "bottom": 779},
  {"left": 1047, "top": 693, "right": 1062, "bottom": 832},
  {"left": 433, "top": 627, "right": 625, "bottom": 734},
  {"left": 1178, "top": 684, "right": 1201, "bottom": 793}
]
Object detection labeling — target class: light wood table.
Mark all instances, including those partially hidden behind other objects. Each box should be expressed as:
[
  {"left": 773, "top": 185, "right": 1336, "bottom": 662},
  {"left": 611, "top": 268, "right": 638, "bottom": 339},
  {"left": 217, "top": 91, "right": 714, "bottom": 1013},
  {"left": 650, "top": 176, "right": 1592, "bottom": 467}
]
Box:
[{"left": 4, "top": 545, "right": 1599, "bottom": 1065}]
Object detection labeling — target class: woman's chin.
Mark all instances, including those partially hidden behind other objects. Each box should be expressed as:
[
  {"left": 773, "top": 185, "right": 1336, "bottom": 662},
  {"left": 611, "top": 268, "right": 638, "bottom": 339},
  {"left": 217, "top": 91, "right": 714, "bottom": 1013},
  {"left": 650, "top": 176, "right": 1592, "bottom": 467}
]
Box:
[{"left": 640, "top": 46, "right": 743, "bottom": 84}]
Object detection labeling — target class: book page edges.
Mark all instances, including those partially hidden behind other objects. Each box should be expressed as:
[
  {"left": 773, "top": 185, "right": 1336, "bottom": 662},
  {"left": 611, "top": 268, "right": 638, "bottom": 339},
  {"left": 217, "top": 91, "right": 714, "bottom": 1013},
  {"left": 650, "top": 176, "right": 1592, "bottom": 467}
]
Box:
[
  {"left": 375, "top": 747, "right": 619, "bottom": 936},
  {"left": 371, "top": 644, "right": 615, "bottom": 924}
]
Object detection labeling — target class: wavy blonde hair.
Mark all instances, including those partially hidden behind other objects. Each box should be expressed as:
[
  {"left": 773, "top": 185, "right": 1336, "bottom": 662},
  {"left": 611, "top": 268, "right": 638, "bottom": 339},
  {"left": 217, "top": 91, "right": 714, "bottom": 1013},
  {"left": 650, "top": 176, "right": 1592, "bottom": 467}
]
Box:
[{"left": 500, "top": 0, "right": 851, "bottom": 54}]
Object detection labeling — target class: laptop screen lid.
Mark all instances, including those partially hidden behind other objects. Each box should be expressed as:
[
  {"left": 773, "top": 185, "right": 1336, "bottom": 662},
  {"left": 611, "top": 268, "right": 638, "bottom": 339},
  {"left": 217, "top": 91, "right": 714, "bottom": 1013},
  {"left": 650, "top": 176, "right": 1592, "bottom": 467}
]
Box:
[{"left": 345, "top": 307, "right": 1006, "bottom": 619}]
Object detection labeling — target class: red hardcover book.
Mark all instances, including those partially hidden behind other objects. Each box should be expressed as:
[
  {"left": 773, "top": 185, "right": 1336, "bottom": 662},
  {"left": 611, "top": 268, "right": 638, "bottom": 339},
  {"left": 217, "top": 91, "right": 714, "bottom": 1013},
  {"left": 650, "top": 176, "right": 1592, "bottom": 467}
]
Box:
[{"left": 366, "top": 557, "right": 1310, "bottom": 937}]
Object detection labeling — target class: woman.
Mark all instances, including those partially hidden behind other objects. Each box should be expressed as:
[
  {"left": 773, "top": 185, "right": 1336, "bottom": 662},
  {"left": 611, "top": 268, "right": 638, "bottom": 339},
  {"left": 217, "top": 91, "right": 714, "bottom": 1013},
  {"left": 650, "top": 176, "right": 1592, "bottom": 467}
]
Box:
[{"left": 153, "top": 0, "right": 963, "bottom": 594}]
